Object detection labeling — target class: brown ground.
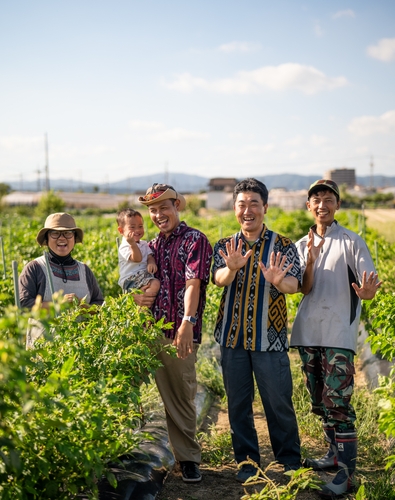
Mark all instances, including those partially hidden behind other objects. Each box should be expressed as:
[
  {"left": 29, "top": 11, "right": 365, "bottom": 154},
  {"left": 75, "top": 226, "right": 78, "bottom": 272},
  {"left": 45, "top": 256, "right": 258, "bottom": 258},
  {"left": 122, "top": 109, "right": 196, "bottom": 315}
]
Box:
[
  {"left": 157, "top": 361, "right": 367, "bottom": 500},
  {"left": 157, "top": 399, "right": 333, "bottom": 500}
]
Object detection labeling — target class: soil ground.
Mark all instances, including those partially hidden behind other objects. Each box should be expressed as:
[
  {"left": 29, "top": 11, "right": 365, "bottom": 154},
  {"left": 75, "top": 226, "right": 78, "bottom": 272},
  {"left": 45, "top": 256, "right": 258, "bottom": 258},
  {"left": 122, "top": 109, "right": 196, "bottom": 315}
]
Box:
[
  {"left": 157, "top": 400, "right": 331, "bottom": 500},
  {"left": 157, "top": 361, "right": 367, "bottom": 500}
]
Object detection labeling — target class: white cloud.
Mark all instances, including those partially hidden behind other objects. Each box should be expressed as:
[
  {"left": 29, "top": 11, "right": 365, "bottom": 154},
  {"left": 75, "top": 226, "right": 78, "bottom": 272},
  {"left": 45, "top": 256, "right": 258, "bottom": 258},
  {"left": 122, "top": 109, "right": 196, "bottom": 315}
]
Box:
[
  {"left": 151, "top": 128, "right": 210, "bottom": 143},
  {"left": 332, "top": 9, "right": 355, "bottom": 19},
  {"left": 310, "top": 135, "right": 329, "bottom": 147},
  {"left": 165, "top": 63, "right": 349, "bottom": 95},
  {"left": 285, "top": 135, "right": 304, "bottom": 147},
  {"left": 127, "top": 120, "right": 209, "bottom": 143},
  {"left": 218, "top": 41, "right": 261, "bottom": 53},
  {"left": 367, "top": 38, "right": 395, "bottom": 62},
  {"left": 348, "top": 110, "right": 395, "bottom": 136},
  {"left": 129, "top": 120, "right": 164, "bottom": 131},
  {"left": 0, "top": 136, "right": 42, "bottom": 150},
  {"left": 314, "top": 21, "right": 324, "bottom": 37},
  {"left": 242, "top": 144, "right": 275, "bottom": 154}
]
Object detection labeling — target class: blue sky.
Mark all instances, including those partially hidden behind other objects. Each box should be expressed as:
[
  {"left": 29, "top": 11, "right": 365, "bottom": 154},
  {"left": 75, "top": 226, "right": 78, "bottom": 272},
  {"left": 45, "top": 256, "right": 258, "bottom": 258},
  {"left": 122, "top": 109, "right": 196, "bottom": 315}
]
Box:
[{"left": 1, "top": 0, "right": 394, "bottom": 186}]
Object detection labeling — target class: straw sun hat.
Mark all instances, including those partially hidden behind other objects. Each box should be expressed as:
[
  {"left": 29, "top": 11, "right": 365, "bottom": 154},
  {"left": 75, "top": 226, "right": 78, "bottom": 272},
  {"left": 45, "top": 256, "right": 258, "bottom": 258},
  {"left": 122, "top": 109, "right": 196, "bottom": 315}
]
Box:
[{"left": 139, "top": 183, "right": 186, "bottom": 211}]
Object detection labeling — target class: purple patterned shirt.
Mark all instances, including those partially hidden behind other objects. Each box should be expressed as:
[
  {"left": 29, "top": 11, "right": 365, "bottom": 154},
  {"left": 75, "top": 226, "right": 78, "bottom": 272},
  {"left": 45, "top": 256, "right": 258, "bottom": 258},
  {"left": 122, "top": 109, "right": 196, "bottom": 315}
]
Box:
[{"left": 149, "top": 221, "right": 213, "bottom": 343}]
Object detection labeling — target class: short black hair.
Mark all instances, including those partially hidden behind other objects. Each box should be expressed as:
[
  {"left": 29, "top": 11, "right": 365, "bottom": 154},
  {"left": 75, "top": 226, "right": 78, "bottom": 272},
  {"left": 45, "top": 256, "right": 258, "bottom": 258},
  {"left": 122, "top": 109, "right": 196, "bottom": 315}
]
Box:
[
  {"left": 233, "top": 178, "right": 268, "bottom": 204},
  {"left": 116, "top": 208, "right": 143, "bottom": 227}
]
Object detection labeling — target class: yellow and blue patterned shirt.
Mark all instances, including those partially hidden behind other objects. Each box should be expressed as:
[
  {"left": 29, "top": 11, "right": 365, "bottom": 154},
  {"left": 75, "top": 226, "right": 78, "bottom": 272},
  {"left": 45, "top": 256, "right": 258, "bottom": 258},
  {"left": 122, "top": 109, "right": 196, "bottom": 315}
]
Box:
[{"left": 212, "top": 226, "right": 301, "bottom": 352}]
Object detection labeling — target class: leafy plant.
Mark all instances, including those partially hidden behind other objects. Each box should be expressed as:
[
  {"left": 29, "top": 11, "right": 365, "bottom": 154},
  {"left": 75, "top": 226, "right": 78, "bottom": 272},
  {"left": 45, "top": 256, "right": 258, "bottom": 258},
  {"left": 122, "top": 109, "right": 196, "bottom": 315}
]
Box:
[
  {"left": 198, "top": 424, "right": 232, "bottom": 466},
  {"left": 239, "top": 458, "right": 323, "bottom": 499},
  {"left": 0, "top": 295, "right": 173, "bottom": 499},
  {"left": 35, "top": 190, "right": 65, "bottom": 218}
]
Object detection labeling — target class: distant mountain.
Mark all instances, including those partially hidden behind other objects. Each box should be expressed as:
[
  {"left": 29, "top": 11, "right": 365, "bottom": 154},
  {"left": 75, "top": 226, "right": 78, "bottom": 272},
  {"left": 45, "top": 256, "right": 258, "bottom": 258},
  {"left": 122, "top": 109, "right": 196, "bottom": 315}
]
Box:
[{"left": 6, "top": 172, "right": 395, "bottom": 194}]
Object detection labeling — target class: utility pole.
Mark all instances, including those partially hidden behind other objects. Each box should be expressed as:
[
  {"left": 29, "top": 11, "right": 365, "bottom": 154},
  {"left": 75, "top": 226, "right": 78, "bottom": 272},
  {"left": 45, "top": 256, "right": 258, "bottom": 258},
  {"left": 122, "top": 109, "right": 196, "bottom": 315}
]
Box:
[
  {"left": 370, "top": 155, "right": 374, "bottom": 190},
  {"left": 36, "top": 168, "right": 41, "bottom": 192},
  {"left": 44, "top": 133, "right": 50, "bottom": 191}
]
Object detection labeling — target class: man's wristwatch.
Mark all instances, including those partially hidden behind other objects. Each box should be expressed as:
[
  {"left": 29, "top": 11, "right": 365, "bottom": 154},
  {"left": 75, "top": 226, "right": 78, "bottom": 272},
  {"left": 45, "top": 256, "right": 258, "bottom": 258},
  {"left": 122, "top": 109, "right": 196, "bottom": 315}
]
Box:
[{"left": 183, "top": 315, "right": 197, "bottom": 325}]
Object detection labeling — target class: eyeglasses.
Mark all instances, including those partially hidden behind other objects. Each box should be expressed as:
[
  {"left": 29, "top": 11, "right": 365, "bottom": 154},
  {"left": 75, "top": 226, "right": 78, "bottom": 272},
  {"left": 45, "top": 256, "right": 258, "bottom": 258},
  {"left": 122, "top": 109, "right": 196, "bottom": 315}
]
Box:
[{"left": 48, "top": 230, "right": 75, "bottom": 240}]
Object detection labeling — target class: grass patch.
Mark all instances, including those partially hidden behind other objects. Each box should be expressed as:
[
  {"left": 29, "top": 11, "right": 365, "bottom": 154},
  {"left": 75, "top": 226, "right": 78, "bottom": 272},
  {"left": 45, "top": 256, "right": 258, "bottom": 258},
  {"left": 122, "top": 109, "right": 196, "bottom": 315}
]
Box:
[{"left": 198, "top": 423, "right": 233, "bottom": 466}]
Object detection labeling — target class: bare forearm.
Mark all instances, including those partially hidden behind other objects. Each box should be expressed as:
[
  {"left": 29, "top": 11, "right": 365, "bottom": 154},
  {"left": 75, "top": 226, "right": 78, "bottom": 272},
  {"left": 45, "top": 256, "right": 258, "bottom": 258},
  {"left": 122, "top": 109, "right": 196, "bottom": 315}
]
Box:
[
  {"left": 128, "top": 242, "right": 142, "bottom": 262},
  {"left": 275, "top": 276, "right": 299, "bottom": 294},
  {"left": 300, "top": 261, "right": 314, "bottom": 295},
  {"left": 184, "top": 278, "right": 201, "bottom": 316},
  {"left": 214, "top": 267, "right": 237, "bottom": 287}
]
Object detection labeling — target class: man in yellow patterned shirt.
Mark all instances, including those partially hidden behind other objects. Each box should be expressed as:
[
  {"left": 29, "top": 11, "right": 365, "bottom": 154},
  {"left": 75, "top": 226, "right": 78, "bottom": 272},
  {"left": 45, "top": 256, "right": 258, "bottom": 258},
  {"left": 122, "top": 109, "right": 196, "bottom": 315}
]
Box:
[{"left": 212, "top": 178, "right": 302, "bottom": 482}]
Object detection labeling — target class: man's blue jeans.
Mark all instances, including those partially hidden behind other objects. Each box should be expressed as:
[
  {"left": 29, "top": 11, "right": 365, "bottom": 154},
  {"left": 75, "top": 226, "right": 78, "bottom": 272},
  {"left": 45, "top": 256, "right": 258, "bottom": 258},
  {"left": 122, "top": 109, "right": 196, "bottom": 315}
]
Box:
[{"left": 221, "top": 346, "right": 301, "bottom": 466}]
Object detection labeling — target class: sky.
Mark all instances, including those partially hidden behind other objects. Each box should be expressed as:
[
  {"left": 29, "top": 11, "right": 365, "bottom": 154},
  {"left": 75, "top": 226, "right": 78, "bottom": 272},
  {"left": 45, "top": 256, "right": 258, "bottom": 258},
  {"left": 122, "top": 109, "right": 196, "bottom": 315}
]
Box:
[{"left": 1, "top": 0, "right": 395, "bottom": 187}]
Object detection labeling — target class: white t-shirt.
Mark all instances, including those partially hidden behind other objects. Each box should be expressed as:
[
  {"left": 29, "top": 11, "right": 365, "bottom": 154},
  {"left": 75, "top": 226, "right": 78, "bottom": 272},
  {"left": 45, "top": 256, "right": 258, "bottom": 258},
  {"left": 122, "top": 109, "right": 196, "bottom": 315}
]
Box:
[
  {"left": 118, "top": 238, "right": 153, "bottom": 287},
  {"left": 290, "top": 221, "right": 376, "bottom": 354}
]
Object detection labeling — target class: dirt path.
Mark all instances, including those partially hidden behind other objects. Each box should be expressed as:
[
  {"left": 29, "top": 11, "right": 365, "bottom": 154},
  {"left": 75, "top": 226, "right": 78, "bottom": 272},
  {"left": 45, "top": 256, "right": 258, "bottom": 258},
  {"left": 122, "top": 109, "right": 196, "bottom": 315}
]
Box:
[
  {"left": 157, "top": 400, "right": 331, "bottom": 500},
  {"left": 364, "top": 208, "right": 395, "bottom": 224},
  {"left": 157, "top": 360, "right": 368, "bottom": 500}
]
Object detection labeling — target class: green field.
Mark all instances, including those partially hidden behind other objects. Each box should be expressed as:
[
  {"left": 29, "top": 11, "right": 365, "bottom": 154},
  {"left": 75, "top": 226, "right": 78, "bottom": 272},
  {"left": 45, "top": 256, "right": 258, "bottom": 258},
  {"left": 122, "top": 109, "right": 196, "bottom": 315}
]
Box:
[{"left": 0, "top": 208, "right": 394, "bottom": 499}]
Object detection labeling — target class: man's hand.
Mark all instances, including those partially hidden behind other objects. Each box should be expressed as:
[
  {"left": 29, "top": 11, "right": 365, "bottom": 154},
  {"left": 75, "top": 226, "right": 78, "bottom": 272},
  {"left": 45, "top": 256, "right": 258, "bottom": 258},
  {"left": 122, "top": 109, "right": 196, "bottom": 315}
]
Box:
[
  {"left": 259, "top": 252, "right": 299, "bottom": 294},
  {"left": 352, "top": 271, "right": 382, "bottom": 300},
  {"left": 219, "top": 238, "right": 252, "bottom": 271},
  {"left": 147, "top": 262, "right": 157, "bottom": 273},
  {"left": 259, "top": 251, "right": 292, "bottom": 287},
  {"left": 173, "top": 320, "right": 194, "bottom": 359},
  {"left": 133, "top": 285, "right": 156, "bottom": 307}
]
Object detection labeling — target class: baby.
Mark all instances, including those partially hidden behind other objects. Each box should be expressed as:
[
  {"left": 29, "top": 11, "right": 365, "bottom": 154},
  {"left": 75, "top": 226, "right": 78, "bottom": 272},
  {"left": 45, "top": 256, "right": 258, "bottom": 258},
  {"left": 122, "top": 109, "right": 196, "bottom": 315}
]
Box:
[{"left": 116, "top": 208, "right": 160, "bottom": 296}]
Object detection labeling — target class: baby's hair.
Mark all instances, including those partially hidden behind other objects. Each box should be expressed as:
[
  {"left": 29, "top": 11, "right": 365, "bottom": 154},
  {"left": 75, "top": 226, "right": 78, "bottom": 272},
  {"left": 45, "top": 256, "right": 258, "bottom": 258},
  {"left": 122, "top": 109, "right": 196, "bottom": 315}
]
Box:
[{"left": 116, "top": 208, "right": 143, "bottom": 227}]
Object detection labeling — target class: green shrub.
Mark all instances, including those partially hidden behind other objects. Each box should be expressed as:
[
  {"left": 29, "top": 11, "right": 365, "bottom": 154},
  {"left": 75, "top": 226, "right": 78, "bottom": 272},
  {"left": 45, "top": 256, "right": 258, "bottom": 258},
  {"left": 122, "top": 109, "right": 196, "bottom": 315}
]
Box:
[{"left": 0, "top": 295, "right": 173, "bottom": 499}]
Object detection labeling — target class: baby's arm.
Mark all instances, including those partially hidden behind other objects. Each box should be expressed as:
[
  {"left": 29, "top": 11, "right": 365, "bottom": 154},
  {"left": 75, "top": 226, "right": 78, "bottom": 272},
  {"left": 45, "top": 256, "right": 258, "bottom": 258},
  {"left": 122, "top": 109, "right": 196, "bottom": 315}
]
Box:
[
  {"left": 147, "top": 254, "right": 157, "bottom": 273},
  {"left": 125, "top": 233, "right": 142, "bottom": 263}
]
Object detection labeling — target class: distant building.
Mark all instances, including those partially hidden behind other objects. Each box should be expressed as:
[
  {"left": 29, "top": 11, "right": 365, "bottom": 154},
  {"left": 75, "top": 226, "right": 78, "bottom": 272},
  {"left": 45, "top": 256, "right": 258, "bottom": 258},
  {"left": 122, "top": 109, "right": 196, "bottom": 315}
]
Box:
[
  {"left": 324, "top": 168, "right": 356, "bottom": 188},
  {"left": 206, "top": 178, "right": 307, "bottom": 211},
  {"left": 207, "top": 178, "right": 238, "bottom": 210},
  {"left": 2, "top": 191, "right": 141, "bottom": 210},
  {"left": 269, "top": 188, "right": 307, "bottom": 210},
  {"left": 208, "top": 178, "right": 238, "bottom": 191}
]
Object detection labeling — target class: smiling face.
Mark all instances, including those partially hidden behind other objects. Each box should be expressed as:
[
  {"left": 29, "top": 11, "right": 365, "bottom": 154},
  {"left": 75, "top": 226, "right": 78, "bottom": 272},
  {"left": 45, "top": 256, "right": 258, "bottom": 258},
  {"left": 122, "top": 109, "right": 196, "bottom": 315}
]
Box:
[
  {"left": 148, "top": 198, "right": 180, "bottom": 237},
  {"left": 118, "top": 215, "right": 145, "bottom": 242},
  {"left": 47, "top": 230, "right": 76, "bottom": 256},
  {"left": 307, "top": 189, "right": 340, "bottom": 226},
  {"left": 234, "top": 191, "right": 268, "bottom": 240}
]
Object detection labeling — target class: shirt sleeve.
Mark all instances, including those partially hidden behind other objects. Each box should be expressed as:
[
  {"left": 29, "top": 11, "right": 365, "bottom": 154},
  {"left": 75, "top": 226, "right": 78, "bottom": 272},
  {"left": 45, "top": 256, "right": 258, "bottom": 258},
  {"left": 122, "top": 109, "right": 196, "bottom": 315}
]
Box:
[
  {"left": 185, "top": 231, "right": 213, "bottom": 284},
  {"left": 211, "top": 237, "right": 229, "bottom": 283},
  {"left": 274, "top": 235, "right": 302, "bottom": 284},
  {"left": 352, "top": 235, "right": 376, "bottom": 284},
  {"left": 84, "top": 265, "right": 104, "bottom": 305},
  {"left": 118, "top": 238, "right": 131, "bottom": 262},
  {"left": 295, "top": 237, "right": 308, "bottom": 275},
  {"left": 19, "top": 261, "right": 47, "bottom": 309}
]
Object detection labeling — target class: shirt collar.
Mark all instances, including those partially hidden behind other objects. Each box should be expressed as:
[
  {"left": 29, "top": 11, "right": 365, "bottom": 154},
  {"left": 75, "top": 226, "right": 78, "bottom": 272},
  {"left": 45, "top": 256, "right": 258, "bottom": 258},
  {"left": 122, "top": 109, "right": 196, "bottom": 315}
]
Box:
[
  {"left": 158, "top": 220, "right": 187, "bottom": 241},
  {"left": 239, "top": 224, "right": 267, "bottom": 245},
  {"left": 311, "top": 220, "right": 338, "bottom": 237}
]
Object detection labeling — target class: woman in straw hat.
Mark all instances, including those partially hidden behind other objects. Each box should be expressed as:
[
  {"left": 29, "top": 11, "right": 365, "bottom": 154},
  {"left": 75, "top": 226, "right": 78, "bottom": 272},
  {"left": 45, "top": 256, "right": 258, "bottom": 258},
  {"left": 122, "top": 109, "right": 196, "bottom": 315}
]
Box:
[{"left": 19, "top": 212, "right": 104, "bottom": 311}]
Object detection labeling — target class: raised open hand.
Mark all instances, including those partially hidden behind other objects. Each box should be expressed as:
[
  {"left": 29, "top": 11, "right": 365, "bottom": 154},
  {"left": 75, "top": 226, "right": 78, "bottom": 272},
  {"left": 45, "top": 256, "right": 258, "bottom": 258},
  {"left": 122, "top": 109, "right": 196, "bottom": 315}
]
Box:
[
  {"left": 352, "top": 271, "right": 382, "bottom": 300},
  {"left": 219, "top": 238, "right": 252, "bottom": 271},
  {"left": 259, "top": 251, "right": 293, "bottom": 287}
]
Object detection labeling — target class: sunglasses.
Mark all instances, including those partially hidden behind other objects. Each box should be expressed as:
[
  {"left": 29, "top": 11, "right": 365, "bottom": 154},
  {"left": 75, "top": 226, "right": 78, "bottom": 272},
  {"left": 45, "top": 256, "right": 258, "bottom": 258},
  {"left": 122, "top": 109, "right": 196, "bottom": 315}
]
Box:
[{"left": 48, "top": 230, "right": 75, "bottom": 240}]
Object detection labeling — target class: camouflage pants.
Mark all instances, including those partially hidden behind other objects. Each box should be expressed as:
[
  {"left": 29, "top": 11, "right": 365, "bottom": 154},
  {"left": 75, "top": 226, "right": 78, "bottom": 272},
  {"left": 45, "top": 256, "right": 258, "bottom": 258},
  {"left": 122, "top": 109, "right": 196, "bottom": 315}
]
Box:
[{"left": 298, "top": 347, "right": 356, "bottom": 432}]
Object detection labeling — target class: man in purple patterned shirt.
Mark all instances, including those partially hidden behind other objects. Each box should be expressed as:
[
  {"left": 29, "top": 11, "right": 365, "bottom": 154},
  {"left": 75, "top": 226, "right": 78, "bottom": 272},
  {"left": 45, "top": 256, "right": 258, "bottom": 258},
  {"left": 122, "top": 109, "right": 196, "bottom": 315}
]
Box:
[{"left": 136, "top": 183, "right": 213, "bottom": 484}]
